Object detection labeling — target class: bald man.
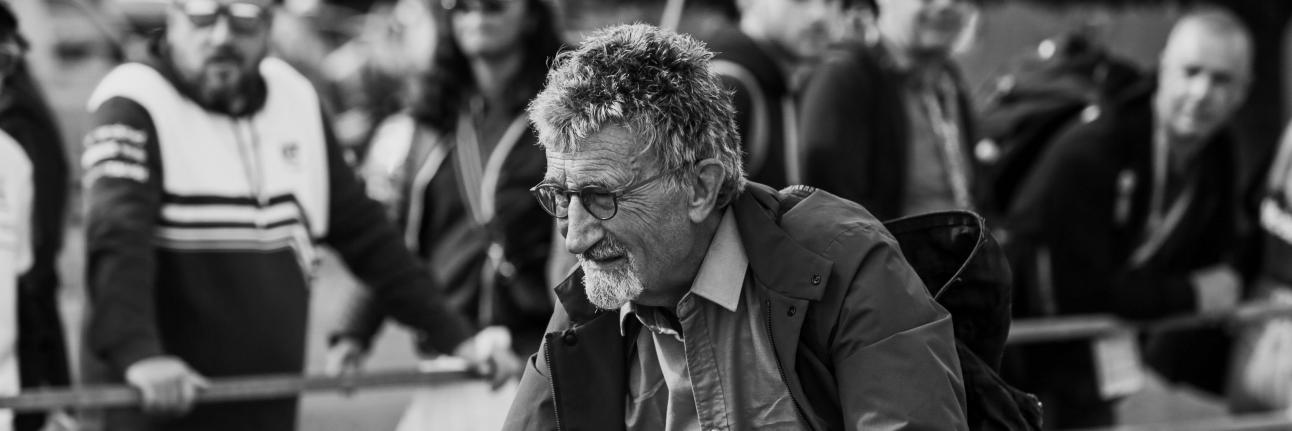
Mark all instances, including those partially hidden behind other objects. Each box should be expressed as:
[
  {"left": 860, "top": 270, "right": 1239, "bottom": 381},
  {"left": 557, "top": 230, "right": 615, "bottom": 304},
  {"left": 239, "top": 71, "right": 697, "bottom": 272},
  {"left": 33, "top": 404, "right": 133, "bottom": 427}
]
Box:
[{"left": 1001, "top": 8, "right": 1252, "bottom": 427}]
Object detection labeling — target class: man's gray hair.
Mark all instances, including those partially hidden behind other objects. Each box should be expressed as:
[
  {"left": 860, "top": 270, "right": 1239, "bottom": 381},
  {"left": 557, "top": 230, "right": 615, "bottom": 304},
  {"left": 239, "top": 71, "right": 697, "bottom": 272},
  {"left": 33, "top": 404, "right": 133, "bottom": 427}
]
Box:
[{"left": 528, "top": 24, "right": 746, "bottom": 207}]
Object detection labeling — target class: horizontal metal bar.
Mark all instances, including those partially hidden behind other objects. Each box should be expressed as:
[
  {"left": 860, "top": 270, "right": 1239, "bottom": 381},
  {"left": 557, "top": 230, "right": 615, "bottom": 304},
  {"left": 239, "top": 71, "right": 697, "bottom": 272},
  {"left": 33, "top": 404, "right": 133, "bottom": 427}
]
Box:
[
  {"left": 1007, "top": 303, "right": 1292, "bottom": 345},
  {"left": 1007, "top": 315, "right": 1126, "bottom": 344},
  {"left": 0, "top": 367, "right": 477, "bottom": 412},
  {"left": 1079, "top": 409, "right": 1292, "bottom": 431}
]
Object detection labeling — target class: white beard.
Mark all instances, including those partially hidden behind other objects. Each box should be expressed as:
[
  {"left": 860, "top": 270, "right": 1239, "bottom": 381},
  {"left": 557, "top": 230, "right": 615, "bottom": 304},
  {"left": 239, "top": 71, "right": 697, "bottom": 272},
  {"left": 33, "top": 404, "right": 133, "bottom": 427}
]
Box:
[{"left": 580, "top": 258, "right": 644, "bottom": 310}]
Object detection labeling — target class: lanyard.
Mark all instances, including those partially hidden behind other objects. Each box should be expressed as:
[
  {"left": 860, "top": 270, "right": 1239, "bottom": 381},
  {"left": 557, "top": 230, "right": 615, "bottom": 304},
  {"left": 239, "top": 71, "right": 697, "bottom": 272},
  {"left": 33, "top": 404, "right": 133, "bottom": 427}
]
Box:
[
  {"left": 920, "top": 73, "right": 972, "bottom": 209},
  {"left": 453, "top": 112, "right": 530, "bottom": 227},
  {"left": 1130, "top": 134, "right": 1198, "bottom": 267}
]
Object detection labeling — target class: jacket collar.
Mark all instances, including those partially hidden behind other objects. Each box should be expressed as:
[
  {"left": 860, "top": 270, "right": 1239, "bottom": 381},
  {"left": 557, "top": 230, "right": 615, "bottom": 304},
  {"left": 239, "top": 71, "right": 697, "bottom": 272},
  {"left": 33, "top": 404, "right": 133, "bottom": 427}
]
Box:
[{"left": 731, "top": 183, "right": 833, "bottom": 301}]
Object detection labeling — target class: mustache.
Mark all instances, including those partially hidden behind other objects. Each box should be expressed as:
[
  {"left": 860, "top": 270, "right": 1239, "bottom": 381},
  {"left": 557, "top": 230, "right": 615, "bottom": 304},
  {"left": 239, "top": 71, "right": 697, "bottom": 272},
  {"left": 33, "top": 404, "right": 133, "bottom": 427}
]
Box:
[
  {"left": 578, "top": 238, "right": 627, "bottom": 262},
  {"left": 205, "top": 46, "right": 245, "bottom": 65}
]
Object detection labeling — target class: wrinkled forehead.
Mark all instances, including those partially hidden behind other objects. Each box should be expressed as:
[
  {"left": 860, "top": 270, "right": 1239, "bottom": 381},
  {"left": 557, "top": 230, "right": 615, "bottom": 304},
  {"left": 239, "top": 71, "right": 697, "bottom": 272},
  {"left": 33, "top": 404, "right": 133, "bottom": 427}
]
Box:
[
  {"left": 542, "top": 124, "right": 653, "bottom": 186},
  {"left": 1162, "top": 21, "right": 1252, "bottom": 79}
]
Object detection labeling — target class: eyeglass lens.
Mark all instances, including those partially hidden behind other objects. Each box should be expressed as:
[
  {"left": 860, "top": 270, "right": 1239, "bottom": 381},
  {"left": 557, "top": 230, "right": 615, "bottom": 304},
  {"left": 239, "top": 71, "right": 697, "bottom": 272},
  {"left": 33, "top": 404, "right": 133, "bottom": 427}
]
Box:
[
  {"left": 440, "top": 0, "right": 512, "bottom": 13},
  {"left": 534, "top": 187, "right": 618, "bottom": 220}
]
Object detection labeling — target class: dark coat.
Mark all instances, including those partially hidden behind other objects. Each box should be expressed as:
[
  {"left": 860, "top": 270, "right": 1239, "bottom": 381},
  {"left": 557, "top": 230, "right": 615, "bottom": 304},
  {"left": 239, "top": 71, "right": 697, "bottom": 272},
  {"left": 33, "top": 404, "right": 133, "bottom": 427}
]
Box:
[
  {"left": 1004, "top": 80, "right": 1241, "bottom": 399},
  {"left": 2, "top": 62, "right": 71, "bottom": 431},
  {"left": 334, "top": 110, "right": 553, "bottom": 356},
  {"left": 502, "top": 183, "right": 970, "bottom": 430},
  {"left": 798, "top": 41, "right": 976, "bottom": 221}
]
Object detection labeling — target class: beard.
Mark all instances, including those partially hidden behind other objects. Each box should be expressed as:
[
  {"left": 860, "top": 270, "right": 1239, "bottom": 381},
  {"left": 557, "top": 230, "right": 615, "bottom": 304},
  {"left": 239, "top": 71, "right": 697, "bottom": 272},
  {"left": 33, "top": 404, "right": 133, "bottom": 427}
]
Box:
[
  {"left": 578, "top": 238, "right": 644, "bottom": 310},
  {"left": 178, "top": 46, "right": 260, "bottom": 115}
]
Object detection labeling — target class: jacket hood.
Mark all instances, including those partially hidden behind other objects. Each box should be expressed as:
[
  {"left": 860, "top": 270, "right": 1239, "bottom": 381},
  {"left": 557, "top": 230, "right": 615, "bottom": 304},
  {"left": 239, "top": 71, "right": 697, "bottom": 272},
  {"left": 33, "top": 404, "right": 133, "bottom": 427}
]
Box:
[{"left": 884, "top": 210, "right": 1012, "bottom": 370}]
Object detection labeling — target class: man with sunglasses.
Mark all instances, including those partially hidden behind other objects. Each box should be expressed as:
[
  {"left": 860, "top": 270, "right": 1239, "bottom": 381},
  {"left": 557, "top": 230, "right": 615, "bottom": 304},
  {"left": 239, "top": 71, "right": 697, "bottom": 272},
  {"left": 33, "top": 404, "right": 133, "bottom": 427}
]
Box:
[
  {"left": 81, "top": 0, "right": 519, "bottom": 429},
  {"left": 504, "top": 24, "right": 966, "bottom": 430}
]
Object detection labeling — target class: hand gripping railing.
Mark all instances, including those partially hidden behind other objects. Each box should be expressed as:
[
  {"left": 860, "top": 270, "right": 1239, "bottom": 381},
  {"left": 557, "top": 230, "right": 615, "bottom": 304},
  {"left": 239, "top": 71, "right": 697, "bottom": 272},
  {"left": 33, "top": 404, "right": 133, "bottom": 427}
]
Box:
[{"left": 0, "top": 367, "right": 476, "bottom": 412}]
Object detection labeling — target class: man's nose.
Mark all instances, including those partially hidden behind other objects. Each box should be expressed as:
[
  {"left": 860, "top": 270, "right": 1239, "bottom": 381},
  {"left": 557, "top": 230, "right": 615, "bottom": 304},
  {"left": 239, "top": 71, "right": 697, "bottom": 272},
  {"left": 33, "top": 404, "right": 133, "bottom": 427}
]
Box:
[
  {"left": 563, "top": 196, "right": 603, "bottom": 256},
  {"left": 1186, "top": 74, "right": 1216, "bottom": 100},
  {"left": 209, "top": 14, "right": 234, "bottom": 44}
]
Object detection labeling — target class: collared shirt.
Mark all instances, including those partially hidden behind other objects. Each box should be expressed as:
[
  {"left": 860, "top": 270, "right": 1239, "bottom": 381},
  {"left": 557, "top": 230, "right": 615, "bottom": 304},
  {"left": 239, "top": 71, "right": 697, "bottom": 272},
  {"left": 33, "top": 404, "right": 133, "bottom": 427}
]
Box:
[{"left": 621, "top": 209, "right": 804, "bottom": 431}]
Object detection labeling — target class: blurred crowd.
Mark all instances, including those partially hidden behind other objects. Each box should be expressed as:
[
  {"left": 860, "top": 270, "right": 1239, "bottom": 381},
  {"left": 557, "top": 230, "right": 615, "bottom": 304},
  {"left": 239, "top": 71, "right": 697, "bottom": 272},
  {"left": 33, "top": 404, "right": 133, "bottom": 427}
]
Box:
[{"left": 2, "top": 0, "right": 1292, "bottom": 429}]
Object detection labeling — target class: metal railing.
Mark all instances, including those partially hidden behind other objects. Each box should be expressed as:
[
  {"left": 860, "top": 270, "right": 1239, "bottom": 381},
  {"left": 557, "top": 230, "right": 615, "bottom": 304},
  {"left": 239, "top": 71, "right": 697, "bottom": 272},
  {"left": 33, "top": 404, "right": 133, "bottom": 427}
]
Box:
[
  {"left": 0, "top": 367, "right": 475, "bottom": 413},
  {"left": 1006, "top": 302, "right": 1292, "bottom": 345},
  {"left": 1006, "top": 301, "right": 1292, "bottom": 430}
]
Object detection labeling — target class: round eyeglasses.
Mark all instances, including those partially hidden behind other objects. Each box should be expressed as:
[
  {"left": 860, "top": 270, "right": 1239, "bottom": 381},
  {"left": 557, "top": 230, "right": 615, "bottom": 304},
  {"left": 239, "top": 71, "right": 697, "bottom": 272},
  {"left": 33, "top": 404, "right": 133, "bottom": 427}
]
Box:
[{"left": 529, "top": 170, "right": 674, "bottom": 221}]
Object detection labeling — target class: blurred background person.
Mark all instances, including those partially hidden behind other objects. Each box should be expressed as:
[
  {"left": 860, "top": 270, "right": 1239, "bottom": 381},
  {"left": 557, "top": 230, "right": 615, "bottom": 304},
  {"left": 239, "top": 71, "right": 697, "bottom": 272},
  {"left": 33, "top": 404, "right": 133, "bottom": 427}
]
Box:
[
  {"left": 0, "top": 2, "right": 72, "bottom": 430},
  {"left": 1228, "top": 119, "right": 1292, "bottom": 414},
  {"left": 698, "top": 0, "right": 839, "bottom": 190},
  {"left": 80, "top": 0, "right": 518, "bottom": 427},
  {"left": 327, "top": 0, "right": 564, "bottom": 371},
  {"left": 799, "top": 0, "right": 979, "bottom": 220},
  {"left": 318, "top": 0, "right": 438, "bottom": 162},
  {"left": 1001, "top": 8, "right": 1251, "bottom": 427}
]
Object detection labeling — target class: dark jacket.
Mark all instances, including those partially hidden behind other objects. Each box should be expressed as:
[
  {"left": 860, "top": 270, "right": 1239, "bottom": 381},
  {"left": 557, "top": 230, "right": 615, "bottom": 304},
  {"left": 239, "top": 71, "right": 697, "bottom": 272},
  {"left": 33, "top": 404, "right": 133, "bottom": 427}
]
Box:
[
  {"left": 1004, "top": 80, "right": 1241, "bottom": 398},
  {"left": 799, "top": 41, "right": 976, "bottom": 220},
  {"left": 333, "top": 109, "right": 553, "bottom": 356},
  {"left": 502, "top": 183, "right": 969, "bottom": 430},
  {"left": 2, "top": 61, "right": 71, "bottom": 431},
  {"left": 83, "top": 49, "right": 474, "bottom": 430}
]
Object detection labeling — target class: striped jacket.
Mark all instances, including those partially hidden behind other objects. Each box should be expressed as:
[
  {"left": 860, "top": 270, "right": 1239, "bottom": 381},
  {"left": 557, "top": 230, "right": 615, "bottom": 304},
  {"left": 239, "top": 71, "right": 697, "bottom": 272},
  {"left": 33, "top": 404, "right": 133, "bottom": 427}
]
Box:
[{"left": 82, "top": 56, "right": 475, "bottom": 430}]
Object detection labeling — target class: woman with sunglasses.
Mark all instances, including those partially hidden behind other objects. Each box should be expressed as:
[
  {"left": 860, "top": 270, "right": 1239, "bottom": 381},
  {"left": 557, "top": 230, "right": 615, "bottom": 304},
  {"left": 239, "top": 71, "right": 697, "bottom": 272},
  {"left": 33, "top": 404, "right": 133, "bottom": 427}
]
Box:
[{"left": 327, "top": 0, "right": 565, "bottom": 371}]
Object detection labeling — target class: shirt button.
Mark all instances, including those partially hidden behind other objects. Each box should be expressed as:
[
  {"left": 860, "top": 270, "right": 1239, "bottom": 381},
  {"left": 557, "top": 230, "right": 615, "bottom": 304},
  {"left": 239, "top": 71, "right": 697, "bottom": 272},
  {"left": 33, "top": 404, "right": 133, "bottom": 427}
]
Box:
[
  {"left": 811, "top": 274, "right": 822, "bottom": 285},
  {"left": 562, "top": 330, "right": 578, "bottom": 346},
  {"left": 787, "top": 306, "right": 797, "bottom": 317}
]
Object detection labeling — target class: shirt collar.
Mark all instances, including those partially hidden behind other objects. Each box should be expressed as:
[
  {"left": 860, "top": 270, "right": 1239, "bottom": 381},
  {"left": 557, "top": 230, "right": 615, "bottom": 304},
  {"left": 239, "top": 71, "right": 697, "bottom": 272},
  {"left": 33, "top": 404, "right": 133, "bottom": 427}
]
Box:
[{"left": 620, "top": 209, "right": 748, "bottom": 336}]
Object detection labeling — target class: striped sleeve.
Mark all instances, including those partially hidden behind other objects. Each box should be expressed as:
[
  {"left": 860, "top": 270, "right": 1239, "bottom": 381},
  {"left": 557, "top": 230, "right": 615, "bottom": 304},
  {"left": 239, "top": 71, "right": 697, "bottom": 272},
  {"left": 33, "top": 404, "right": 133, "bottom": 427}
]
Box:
[{"left": 83, "top": 96, "right": 166, "bottom": 373}]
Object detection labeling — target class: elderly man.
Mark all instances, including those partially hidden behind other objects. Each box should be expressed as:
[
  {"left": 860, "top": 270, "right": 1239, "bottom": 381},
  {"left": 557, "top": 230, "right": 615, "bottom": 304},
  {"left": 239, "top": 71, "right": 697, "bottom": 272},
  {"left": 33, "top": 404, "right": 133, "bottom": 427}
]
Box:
[
  {"left": 503, "top": 24, "right": 966, "bottom": 430},
  {"left": 1003, "top": 8, "right": 1252, "bottom": 427},
  {"left": 799, "top": 0, "right": 978, "bottom": 220},
  {"left": 81, "top": 0, "right": 517, "bottom": 429}
]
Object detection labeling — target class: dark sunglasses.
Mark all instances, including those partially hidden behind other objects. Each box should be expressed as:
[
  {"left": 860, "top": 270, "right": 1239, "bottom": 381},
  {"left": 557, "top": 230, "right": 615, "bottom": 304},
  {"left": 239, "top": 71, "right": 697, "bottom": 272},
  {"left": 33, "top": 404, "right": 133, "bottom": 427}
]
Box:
[
  {"left": 530, "top": 170, "right": 674, "bottom": 221},
  {"left": 439, "top": 0, "right": 518, "bottom": 13},
  {"left": 0, "top": 41, "right": 24, "bottom": 78},
  {"left": 178, "top": 0, "right": 268, "bottom": 34}
]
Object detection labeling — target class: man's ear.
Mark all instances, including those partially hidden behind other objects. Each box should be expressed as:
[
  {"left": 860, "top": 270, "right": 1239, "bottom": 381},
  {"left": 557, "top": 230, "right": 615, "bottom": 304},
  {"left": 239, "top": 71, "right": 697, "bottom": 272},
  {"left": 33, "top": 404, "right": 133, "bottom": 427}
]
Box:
[{"left": 687, "top": 158, "right": 725, "bottom": 223}]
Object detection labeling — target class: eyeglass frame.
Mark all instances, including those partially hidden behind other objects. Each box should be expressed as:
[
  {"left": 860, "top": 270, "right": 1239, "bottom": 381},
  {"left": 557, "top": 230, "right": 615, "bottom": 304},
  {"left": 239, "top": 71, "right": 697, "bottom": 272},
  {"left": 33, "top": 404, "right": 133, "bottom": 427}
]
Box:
[
  {"left": 529, "top": 169, "right": 678, "bottom": 221},
  {"left": 439, "top": 0, "right": 520, "bottom": 14},
  {"left": 174, "top": 0, "right": 270, "bottom": 34}
]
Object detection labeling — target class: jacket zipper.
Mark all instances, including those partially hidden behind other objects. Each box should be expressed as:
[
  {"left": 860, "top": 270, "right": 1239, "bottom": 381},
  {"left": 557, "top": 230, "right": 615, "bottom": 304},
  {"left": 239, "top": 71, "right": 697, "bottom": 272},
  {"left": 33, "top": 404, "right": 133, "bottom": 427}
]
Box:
[
  {"left": 764, "top": 299, "right": 810, "bottom": 429},
  {"left": 545, "top": 334, "right": 564, "bottom": 431}
]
